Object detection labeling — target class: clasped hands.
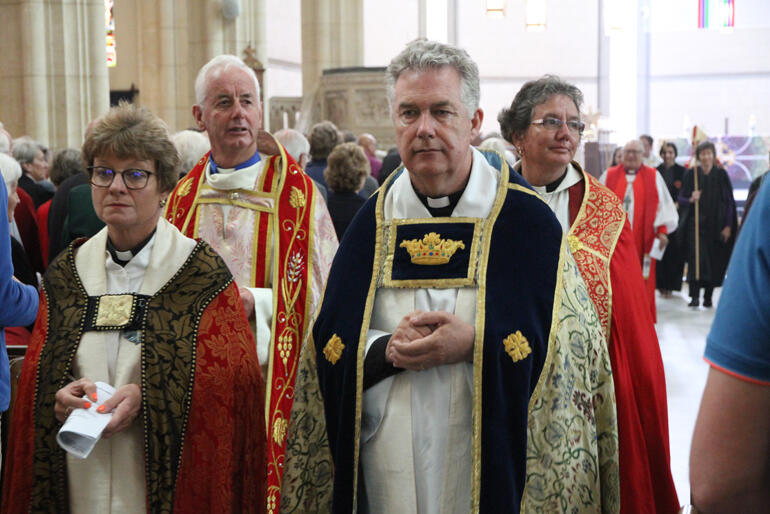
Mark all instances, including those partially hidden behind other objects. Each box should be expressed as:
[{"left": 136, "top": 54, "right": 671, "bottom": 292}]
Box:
[
  {"left": 55, "top": 377, "right": 141, "bottom": 438},
  {"left": 386, "top": 310, "right": 475, "bottom": 371}
]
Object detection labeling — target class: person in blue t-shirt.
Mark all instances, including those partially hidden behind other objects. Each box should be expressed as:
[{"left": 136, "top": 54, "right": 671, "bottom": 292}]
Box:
[{"left": 690, "top": 177, "right": 770, "bottom": 511}]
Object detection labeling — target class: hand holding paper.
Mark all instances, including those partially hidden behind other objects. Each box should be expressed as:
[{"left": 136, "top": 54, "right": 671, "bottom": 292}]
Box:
[{"left": 57, "top": 382, "right": 116, "bottom": 459}]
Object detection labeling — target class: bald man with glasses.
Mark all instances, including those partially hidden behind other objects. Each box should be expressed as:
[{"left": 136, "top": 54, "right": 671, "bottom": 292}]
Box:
[{"left": 601, "top": 140, "right": 678, "bottom": 322}]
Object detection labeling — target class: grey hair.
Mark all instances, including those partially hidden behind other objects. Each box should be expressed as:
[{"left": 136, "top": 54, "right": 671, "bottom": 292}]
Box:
[
  {"left": 0, "top": 152, "right": 22, "bottom": 191},
  {"left": 194, "top": 54, "right": 261, "bottom": 106},
  {"left": 385, "top": 39, "right": 480, "bottom": 118},
  {"left": 274, "top": 128, "right": 310, "bottom": 164},
  {"left": 497, "top": 75, "right": 584, "bottom": 144},
  {"left": 11, "top": 136, "right": 43, "bottom": 165},
  {"left": 49, "top": 148, "right": 85, "bottom": 187},
  {"left": 172, "top": 129, "right": 210, "bottom": 175}
]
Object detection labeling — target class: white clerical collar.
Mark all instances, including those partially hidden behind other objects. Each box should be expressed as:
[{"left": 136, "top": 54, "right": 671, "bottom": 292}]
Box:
[
  {"left": 388, "top": 147, "right": 499, "bottom": 220},
  {"left": 426, "top": 196, "right": 450, "bottom": 208},
  {"left": 528, "top": 163, "right": 581, "bottom": 197}
]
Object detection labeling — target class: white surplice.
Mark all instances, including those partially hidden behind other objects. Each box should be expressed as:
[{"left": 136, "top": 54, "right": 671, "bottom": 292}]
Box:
[{"left": 360, "top": 148, "right": 498, "bottom": 514}]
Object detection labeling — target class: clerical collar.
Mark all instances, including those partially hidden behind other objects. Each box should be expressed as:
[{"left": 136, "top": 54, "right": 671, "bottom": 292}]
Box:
[
  {"left": 545, "top": 169, "right": 569, "bottom": 193},
  {"left": 106, "top": 229, "right": 156, "bottom": 267},
  {"left": 209, "top": 151, "right": 261, "bottom": 174},
  {"left": 413, "top": 183, "right": 467, "bottom": 218},
  {"left": 625, "top": 167, "right": 639, "bottom": 176}
]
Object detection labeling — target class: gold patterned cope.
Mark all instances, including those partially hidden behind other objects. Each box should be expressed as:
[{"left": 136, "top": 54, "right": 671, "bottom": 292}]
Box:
[
  {"left": 399, "top": 232, "right": 466, "bottom": 265},
  {"left": 94, "top": 294, "right": 134, "bottom": 326},
  {"left": 567, "top": 165, "right": 625, "bottom": 339}
]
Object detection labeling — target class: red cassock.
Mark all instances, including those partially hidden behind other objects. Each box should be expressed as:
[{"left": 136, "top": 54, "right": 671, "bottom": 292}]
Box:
[
  {"left": 604, "top": 164, "right": 665, "bottom": 322},
  {"left": 568, "top": 164, "right": 679, "bottom": 513}
]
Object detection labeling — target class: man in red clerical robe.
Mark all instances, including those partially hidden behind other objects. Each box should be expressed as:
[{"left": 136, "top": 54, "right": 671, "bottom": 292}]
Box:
[
  {"left": 511, "top": 154, "right": 680, "bottom": 513},
  {"left": 601, "top": 140, "right": 678, "bottom": 323}
]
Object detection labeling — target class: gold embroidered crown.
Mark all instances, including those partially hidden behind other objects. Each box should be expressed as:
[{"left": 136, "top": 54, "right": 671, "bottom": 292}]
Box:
[{"left": 399, "top": 232, "right": 466, "bottom": 265}]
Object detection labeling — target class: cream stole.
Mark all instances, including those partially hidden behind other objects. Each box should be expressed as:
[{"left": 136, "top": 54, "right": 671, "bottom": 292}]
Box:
[{"left": 67, "top": 219, "right": 195, "bottom": 514}]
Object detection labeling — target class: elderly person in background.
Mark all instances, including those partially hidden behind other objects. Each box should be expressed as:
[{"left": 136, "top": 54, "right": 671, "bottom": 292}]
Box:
[
  {"left": 498, "top": 74, "right": 679, "bottom": 513},
  {"left": 275, "top": 128, "right": 328, "bottom": 202},
  {"left": 36, "top": 148, "right": 85, "bottom": 266},
  {"left": 274, "top": 128, "right": 310, "bottom": 169},
  {"left": 678, "top": 140, "right": 737, "bottom": 308},
  {"left": 305, "top": 121, "right": 340, "bottom": 190},
  {"left": 12, "top": 137, "right": 52, "bottom": 208},
  {"left": 0, "top": 123, "right": 11, "bottom": 154},
  {"left": 0, "top": 153, "right": 39, "bottom": 470},
  {"left": 172, "top": 129, "right": 210, "bottom": 179},
  {"left": 656, "top": 142, "right": 687, "bottom": 298},
  {"left": 601, "top": 139, "right": 678, "bottom": 321},
  {"left": 356, "top": 133, "right": 382, "bottom": 180},
  {"left": 2, "top": 102, "right": 266, "bottom": 513},
  {"left": 324, "top": 142, "right": 369, "bottom": 239},
  {"left": 477, "top": 136, "right": 516, "bottom": 168},
  {"left": 0, "top": 154, "right": 36, "bottom": 288}
]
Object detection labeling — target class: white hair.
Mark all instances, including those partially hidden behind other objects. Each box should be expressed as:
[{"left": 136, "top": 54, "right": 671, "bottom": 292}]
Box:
[
  {"left": 0, "top": 152, "right": 22, "bottom": 193},
  {"left": 273, "top": 129, "right": 310, "bottom": 164},
  {"left": 385, "top": 39, "right": 480, "bottom": 118},
  {"left": 172, "top": 130, "right": 210, "bottom": 175},
  {"left": 0, "top": 122, "right": 11, "bottom": 154},
  {"left": 194, "top": 54, "right": 261, "bottom": 106}
]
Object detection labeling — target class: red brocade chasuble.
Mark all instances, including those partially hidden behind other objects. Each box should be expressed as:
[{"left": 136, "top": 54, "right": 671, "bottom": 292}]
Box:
[
  {"left": 2, "top": 245, "right": 266, "bottom": 513},
  {"left": 567, "top": 165, "right": 679, "bottom": 513},
  {"left": 604, "top": 164, "right": 663, "bottom": 322},
  {"left": 165, "top": 149, "right": 314, "bottom": 511}
]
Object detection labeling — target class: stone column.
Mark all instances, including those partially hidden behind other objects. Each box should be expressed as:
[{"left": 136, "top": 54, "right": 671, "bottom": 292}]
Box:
[
  {"left": 0, "top": 0, "right": 109, "bottom": 148},
  {"left": 300, "top": 0, "right": 364, "bottom": 100},
  {"left": 125, "top": 0, "right": 267, "bottom": 132}
]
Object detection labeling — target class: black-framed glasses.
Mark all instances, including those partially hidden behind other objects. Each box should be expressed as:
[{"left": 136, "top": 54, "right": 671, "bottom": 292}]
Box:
[
  {"left": 530, "top": 117, "right": 585, "bottom": 135},
  {"left": 87, "top": 166, "right": 154, "bottom": 190}
]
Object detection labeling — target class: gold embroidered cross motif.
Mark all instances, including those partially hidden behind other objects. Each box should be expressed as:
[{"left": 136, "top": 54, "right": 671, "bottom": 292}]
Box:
[
  {"left": 323, "top": 334, "right": 344, "bottom": 364},
  {"left": 95, "top": 295, "right": 134, "bottom": 326},
  {"left": 503, "top": 331, "right": 532, "bottom": 363},
  {"left": 568, "top": 235, "right": 583, "bottom": 253},
  {"left": 272, "top": 416, "right": 288, "bottom": 445},
  {"left": 399, "top": 232, "right": 466, "bottom": 265}
]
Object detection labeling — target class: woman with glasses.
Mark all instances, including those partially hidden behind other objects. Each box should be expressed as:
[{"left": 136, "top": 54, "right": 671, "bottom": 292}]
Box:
[
  {"left": 2, "top": 103, "right": 266, "bottom": 513},
  {"left": 498, "top": 75, "right": 679, "bottom": 513}
]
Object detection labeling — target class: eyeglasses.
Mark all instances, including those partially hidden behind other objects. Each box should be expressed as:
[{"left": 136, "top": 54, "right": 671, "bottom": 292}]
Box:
[
  {"left": 88, "top": 166, "right": 154, "bottom": 190},
  {"left": 530, "top": 117, "right": 585, "bottom": 135}
]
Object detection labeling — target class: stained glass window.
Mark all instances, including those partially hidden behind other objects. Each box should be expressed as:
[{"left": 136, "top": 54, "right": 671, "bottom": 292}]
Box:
[
  {"left": 698, "top": 0, "right": 735, "bottom": 29},
  {"left": 106, "top": 0, "right": 116, "bottom": 67}
]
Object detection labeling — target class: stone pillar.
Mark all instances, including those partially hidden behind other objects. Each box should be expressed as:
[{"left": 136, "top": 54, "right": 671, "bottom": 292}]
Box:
[
  {"left": 123, "top": 0, "right": 267, "bottom": 132},
  {"left": 0, "top": 0, "right": 109, "bottom": 148},
  {"left": 300, "top": 0, "right": 364, "bottom": 100}
]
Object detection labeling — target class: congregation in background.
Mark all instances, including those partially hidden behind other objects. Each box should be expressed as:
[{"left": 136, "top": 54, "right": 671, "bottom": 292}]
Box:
[{"left": 0, "top": 35, "right": 768, "bottom": 513}]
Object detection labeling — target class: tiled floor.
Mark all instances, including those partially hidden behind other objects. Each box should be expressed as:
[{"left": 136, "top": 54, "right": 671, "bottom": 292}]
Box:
[{"left": 655, "top": 287, "right": 720, "bottom": 505}]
